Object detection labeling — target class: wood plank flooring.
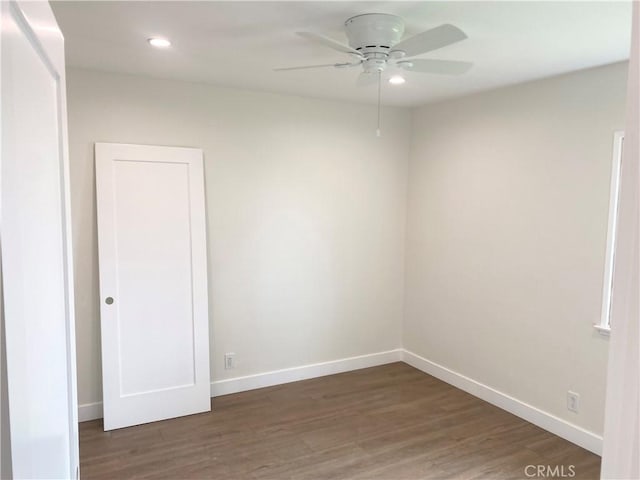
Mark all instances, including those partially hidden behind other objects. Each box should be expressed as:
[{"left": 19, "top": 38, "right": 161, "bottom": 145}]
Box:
[{"left": 79, "top": 363, "right": 600, "bottom": 479}]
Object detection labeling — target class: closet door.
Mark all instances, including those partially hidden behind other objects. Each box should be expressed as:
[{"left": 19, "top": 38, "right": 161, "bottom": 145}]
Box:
[{"left": 95, "top": 143, "right": 211, "bottom": 431}]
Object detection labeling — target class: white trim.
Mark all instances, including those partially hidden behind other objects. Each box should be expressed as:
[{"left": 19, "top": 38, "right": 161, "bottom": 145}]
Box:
[
  {"left": 597, "top": 131, "right": 624, "bottom": 334},
  {"left": 77, "top": 402, "right": 103, "bottom": 423},
  {"left": 402, "top": 349, "right": 603, "bottom": 456},
  {"left": 211, "top": 349, "right": 403, "bottom": 396},
  {"left": 78, "top": 349, "right": 403, "bottom": 422},
  {"left": 77, "top": 348, "right": 603, "bottom": 457},
  {"left": 594, "top": 324, "right": 611, "bottom": 336}
]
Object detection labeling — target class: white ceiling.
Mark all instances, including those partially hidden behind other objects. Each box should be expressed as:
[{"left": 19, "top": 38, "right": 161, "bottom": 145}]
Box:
[{"left": 51, "top": 1, "right": 632, "bottom": 107}]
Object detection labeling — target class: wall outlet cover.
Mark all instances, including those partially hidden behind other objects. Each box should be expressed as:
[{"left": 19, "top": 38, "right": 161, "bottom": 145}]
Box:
[{"left": 567, "top": 391, "right": 580, "bottom": 413}]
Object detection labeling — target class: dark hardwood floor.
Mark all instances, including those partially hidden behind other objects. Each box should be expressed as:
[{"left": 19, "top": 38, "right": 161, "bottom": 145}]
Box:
[{"left": 79, "top": 363, "right": 600, "bottom": 479}]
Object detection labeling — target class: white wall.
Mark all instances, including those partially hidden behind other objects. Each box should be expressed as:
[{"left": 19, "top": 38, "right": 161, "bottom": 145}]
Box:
[
  {"left": 68, "top": 62, "right": 627, "bottom": 441},
  {"left": 67, "top": 69, "right": 410, "bottom": 408},
  {"left": 404, "top": 62, "right": 628, "bottom": 436}
]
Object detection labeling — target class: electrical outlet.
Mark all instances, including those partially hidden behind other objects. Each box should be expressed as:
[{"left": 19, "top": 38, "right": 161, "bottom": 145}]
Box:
[
  {"left": 224, "top": 353, "right": 235, "bottom": 370},
  {"left": 567, "top": 391, "right": 580, "bottom": 413}
]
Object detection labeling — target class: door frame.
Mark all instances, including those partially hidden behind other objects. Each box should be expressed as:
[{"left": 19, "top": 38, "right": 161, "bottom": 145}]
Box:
[{"left": 0, "top": 1, "right": 79, "bottom": 477}]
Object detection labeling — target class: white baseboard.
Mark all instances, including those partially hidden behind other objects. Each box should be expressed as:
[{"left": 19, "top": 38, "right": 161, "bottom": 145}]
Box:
[
  {"left": 78, "top": 401, "right": 103, "bottom": 422},
  {"left": 77, "top": 348, "right": 603, "bottom": 457},
  {"left": 77, "top": 349, "right": 403, "bottom": 422},
  {"left": 210, "top": 349, "right": 404, "bottom": 396},
  {"left": 402, "top": 349, "right": 603, "bottom": 456}
]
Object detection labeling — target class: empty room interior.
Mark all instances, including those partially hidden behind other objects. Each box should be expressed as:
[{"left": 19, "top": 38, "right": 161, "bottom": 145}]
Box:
[{"left": 1, "top": 1, "right": 639, "bottom": 479}]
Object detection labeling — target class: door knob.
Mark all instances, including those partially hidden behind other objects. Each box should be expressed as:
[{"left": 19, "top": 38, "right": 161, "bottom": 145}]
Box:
[{"left": 105, "top": 297, "right": 114, "bottom": 305}]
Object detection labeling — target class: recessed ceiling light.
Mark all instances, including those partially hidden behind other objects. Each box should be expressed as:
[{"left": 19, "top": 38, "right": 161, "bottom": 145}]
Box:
[
  {"left": 148, "top": 37, "right": 171, "bottom": 48},
  {"left": 389, "top": 75, "right": 406, "bottom": 85}
]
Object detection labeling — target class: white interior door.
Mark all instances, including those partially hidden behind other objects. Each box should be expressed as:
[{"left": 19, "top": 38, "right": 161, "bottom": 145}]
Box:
[
  {"left": 95, "top": 143, "right": 211, "bottom": 431},
  {"left": 1, "top": 1, "right": 79, "bottom": 478}
]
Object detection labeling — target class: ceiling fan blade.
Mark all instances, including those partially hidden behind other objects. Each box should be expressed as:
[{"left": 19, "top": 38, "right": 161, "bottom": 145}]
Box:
[
  {"left": 296, "top": 31, "right": 362, "bottom": 56},
  {"left": 391, "top": 24, "right": 467, "bottom": 58},
  {"left": 398, "top": 59, "right": 473, "bottom": 75},
  {"left": 356, "top": 71, "right": 378, "bottom": 87},
  {"left": 274, "top": 62, "right": 353, "bottom": 72}
]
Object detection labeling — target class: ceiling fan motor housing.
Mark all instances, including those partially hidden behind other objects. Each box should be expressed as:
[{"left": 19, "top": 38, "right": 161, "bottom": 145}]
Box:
[{"left": 345, "top": 14, "right": 405, "bottom": 72}]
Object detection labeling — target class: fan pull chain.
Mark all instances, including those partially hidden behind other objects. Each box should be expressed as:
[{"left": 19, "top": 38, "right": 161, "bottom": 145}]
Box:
[{"left": 376, "top": 70, "right": 382, "bottom": 137}]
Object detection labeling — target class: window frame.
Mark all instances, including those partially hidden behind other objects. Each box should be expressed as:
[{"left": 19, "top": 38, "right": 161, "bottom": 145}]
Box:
[{"left": 596, "top": 131, "right": 624, "bottom": 336}]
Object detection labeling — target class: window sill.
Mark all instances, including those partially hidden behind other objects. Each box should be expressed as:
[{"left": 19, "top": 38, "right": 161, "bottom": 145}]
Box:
[{"left": 594, "top": 324, "right": 611, "bottom": 336}]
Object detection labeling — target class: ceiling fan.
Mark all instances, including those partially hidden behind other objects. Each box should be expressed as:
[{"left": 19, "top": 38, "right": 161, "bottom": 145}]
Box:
[{"left": 275, "top": 13, "right": 473, "bottom": 86}]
